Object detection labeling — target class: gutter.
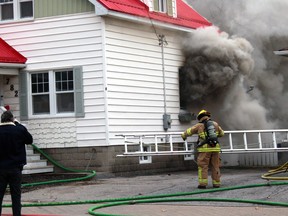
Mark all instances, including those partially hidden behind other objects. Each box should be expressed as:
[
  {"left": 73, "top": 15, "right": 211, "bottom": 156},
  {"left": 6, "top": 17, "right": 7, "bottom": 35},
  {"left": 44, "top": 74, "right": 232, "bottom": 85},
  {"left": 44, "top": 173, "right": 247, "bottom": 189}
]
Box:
[{"left": 0, "top": 62, "right": 27, "bottom": 68}]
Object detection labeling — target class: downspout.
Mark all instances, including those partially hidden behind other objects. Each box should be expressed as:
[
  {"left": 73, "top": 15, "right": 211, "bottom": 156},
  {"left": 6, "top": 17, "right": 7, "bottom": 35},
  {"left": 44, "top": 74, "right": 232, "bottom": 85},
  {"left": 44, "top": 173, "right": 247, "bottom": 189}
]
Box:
[{"left": 100, "top": 18, "right": 110, "bottom": 145}]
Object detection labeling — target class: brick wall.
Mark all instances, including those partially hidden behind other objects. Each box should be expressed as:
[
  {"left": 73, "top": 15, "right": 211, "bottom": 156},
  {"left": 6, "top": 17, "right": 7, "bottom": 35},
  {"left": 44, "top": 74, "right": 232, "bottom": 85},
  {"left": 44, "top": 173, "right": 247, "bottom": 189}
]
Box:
[{"left": 42, "top": 146, "right": 197, "bottom": 176}]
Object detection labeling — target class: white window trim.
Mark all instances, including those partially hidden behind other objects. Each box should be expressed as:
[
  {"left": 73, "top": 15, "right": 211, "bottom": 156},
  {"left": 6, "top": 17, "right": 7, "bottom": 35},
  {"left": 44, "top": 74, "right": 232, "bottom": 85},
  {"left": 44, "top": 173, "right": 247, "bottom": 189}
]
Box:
[
  {"left": 172, "top": 0, "right": 177, "bottom": 18},
  {"left": 139, "top": 145, "right": 152, "bottom": 164},
  {"left": 184, "top": 143, "right": 194, "bottom": 161},
  {"left": 28, "top": 70, "right": 76, "bottom": 119},
  {"left": 141, "top": 0, "right": 153, "bottom": 11}
]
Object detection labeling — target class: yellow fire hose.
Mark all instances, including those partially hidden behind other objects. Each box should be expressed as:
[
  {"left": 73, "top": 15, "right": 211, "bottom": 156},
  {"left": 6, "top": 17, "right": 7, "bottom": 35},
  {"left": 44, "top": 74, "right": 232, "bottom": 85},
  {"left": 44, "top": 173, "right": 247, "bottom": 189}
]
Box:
[{"left": 261, "top": 161, "right": 288, "bottom": 180}]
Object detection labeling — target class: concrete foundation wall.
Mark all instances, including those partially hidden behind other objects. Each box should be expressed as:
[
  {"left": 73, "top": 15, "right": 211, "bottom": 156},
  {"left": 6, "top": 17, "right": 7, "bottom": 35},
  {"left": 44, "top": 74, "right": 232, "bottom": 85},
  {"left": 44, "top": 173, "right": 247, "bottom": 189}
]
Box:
[{"left": 42, "top": 146, "right": 197, "bottom": 176}]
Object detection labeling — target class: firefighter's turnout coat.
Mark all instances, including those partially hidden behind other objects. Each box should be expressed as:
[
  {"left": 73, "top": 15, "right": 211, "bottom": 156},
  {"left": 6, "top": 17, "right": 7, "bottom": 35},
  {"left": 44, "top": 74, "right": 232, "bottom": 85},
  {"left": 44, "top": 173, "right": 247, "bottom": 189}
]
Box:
[
  {"left": 182, "top": 116, "right": 224, "bottom": 152},
  {"left": 182, "top": 116, "right": 224, "bottom": 187}
]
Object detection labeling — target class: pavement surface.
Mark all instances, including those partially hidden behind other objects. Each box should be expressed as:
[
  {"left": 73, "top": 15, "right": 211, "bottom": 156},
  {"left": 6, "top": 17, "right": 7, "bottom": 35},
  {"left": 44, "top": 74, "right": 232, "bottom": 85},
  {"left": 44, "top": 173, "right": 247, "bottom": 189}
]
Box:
[{"left": 2, "top": 168, "right": 288, "bottom": 216}]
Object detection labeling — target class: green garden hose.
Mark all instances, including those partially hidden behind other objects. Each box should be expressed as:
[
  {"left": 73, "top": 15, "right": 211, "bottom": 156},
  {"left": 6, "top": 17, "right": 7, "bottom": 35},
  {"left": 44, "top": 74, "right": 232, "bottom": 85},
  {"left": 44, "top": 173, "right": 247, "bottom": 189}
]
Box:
[
  {"left": 89, "top": 197, "right": 288, "bottom": 216},
  {"left": 87, "top": 181, "right": 288, "bottom": 215},
  {"left": 2, "top": 180, "right": 288, "bottom": 215},
  {"left": 3, "top": 145, "right": 288, "bottom": 216},
  {"left": 22, "top": 144, "right": 96, "bottom": 187}
]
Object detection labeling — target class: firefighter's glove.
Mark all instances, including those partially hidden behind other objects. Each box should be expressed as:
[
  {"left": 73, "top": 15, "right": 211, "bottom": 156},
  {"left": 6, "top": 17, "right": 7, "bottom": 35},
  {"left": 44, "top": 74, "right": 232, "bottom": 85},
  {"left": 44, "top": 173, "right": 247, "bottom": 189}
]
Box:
[{"left": 181, "top": 133, "right": 187, "bottom": 141}]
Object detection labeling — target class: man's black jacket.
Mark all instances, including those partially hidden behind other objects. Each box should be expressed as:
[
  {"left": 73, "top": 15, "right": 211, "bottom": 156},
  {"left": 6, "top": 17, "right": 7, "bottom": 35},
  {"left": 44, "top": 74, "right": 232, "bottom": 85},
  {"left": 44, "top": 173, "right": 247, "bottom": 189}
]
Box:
[{"left": 0, "top": 122, "right": 33, "bottom": 169}]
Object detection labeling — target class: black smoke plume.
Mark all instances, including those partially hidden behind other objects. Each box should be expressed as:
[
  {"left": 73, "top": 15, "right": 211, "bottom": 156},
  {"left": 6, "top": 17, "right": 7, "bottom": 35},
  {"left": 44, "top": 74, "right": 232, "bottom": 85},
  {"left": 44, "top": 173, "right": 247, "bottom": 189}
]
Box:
[{"left": 180, "top": 0, "right": 288, "bottom": 129}]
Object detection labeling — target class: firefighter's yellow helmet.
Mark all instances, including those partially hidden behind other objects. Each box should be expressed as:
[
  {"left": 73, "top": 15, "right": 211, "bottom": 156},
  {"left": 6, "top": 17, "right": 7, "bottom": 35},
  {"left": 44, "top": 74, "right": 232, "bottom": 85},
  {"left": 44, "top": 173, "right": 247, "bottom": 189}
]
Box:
[{"left": 197, "top": 109, "right": 211, "bottom": 120}]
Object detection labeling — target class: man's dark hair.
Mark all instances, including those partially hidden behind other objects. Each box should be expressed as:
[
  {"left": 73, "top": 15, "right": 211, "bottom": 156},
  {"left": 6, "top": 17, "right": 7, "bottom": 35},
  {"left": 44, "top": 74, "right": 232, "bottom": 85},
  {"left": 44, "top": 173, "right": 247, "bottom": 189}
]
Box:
[{"left": 1, "top": 111, "right": 14, "bottom": 123}]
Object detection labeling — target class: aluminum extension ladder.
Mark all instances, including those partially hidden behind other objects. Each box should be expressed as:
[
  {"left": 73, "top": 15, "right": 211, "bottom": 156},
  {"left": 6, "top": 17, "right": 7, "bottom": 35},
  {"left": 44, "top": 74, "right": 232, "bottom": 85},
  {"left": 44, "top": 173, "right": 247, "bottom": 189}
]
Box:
[{"left": 116, "top": 129, "right": 288, "bottom": 158}]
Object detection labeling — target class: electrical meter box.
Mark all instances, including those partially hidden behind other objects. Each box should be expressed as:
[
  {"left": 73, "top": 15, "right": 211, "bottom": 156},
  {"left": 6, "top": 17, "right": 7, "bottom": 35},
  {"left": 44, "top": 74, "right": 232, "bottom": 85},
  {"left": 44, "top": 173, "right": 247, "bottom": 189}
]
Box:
[{"left": 163, "top": 113, "right": 172, "bottom": 130}]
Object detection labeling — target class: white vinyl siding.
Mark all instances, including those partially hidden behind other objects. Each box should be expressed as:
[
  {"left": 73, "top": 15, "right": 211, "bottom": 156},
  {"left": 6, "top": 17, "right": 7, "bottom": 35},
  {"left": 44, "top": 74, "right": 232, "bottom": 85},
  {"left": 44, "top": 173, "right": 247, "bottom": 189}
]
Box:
[
  {"left": 103, "top": 17, "right": 185, "bottom": 145},
  {"left": 0, "top": 12, "right": 189, "bottom": 148},
  {"left": 0, "top": 13, "right": 107, "bottom": 148}
]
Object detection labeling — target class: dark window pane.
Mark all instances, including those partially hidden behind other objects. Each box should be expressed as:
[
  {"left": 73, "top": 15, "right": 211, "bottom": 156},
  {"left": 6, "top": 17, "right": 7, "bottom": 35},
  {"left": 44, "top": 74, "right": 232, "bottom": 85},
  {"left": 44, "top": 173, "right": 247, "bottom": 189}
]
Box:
[
  {"left": 37, "top": 83, "right": 43, "bottom": 93},
  {"left": 44, "top": 73, "right": 49, "bottom": 82},
  {"left": 62, "top": 71, "right": 67, "bottom": 81},
  {"left": 44, "top": 83, "right": 49, "bottom": 92},
  {"left": 55, "top": 71, "right": 74, "bottom": 92},
  {"left": 31, "top": 74, "right": 37, "bottom": 83},
  {"left": 32, "top": 94, "right": 50, "bottom": 114},
  {"left": 1, "top": 4, "right": 13, "bottom": 20},
  {"left": 37, "top": 74, "right": 43, "bottom": 82},
  {"left": 57, "top": 93, "right": 74, "bottom": 113},
  {"left": 68, "top": 71, "right": 73, "bottom": 80},
  {"left": 68, "top": 81, "right": 73, "bottom": 90},
  {"left": 32, "top": 84, "right": 37, "bottom": 93},
  {"left": 62, "top": 82, "right": 67, "bottom": 91},
  {"left": 20, "top": 1, "right": 33, "bottom": 18},
  {"left": 31, "top": 73, "right": 49, "bottom": 93},
  {"left": 55, "top": 72, "right": 61, "bottom": 82},
  {"left": 56, "top": 82, "right": 61, "bottom": 91}
]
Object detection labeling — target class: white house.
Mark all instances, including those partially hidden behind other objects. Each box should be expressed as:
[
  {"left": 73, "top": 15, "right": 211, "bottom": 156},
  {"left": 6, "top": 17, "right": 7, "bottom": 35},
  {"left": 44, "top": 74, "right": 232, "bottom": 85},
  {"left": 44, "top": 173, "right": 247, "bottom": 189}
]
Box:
[{"left": 0, "top": 0, "right": 212, "bottom": 174}]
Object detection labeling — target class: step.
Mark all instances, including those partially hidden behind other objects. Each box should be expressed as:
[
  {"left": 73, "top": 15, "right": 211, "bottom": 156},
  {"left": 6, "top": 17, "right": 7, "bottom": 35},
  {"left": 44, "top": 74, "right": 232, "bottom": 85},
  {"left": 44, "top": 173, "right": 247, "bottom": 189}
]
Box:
[
  {"left": 22, "top": 166, "right": 54, "bottom": 175},
  {"left": 24, "top": 145, "right": 55, "bottom": 175},
  {"left": 24, "top": 160, "right": 49, "bottom": 169},
  {"left": 26, "top": 149, "right": 34, "bottom": 155},
  {"left": 26, "top": 155, "right": 41, "bottom": 161}
]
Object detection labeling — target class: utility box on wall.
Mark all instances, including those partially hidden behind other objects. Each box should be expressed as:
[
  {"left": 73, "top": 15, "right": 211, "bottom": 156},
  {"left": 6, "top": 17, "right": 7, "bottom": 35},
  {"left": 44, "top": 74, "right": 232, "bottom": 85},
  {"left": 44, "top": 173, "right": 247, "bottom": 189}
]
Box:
[{"left": 163, "top": 113, "right": 172, "bottom": 130}]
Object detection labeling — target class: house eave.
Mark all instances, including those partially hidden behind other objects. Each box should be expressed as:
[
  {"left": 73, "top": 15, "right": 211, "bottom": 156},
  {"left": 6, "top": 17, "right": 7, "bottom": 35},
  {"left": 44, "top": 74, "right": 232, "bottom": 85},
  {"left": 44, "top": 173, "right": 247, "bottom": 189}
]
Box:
[
  {"left": 89, "top": 0, "right": 195, "bottom": 32},
  {"left": 0, "top": 63, "right": 27, "bottom": 69},
  {"left": 106, "top": 11, "right": 195, "bottom": 32}
]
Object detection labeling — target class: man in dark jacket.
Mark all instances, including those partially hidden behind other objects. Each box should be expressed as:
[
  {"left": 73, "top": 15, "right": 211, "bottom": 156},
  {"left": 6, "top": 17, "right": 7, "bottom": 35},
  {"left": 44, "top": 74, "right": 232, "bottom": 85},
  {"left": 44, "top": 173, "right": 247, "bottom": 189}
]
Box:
[{"left": 0, "top": 111, "right": 33, "bottom": 216}]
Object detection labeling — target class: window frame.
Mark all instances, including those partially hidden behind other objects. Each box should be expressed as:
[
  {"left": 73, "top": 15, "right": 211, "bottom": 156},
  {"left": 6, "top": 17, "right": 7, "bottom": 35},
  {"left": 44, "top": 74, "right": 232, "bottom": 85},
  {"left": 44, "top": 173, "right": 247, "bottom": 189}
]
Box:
[
  {"left": 28, "top": 69, "right": 76, "bottom": 118},
  {"left": 0, "top": 0, "right": 33, "bottom": 22},
  {"left": 158, "top": 0, "right": 167, "bottom": 13}
]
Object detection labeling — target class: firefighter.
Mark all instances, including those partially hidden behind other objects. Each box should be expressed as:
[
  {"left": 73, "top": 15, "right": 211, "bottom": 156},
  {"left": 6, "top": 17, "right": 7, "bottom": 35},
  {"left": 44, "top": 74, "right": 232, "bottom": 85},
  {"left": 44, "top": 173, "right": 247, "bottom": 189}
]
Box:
[{"left": 181, "top": 110, "right": 224, "bottom": 189}]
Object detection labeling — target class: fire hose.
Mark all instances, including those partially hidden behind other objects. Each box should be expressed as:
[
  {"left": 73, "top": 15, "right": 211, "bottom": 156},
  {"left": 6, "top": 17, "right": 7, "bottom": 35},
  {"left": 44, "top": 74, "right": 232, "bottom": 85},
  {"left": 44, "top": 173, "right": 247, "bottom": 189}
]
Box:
[
  {"left": 2, "top": 144, "right": 288, "bottom": 215},
  {"left": 261, "top": 161, "right": 288, "bottom": 180},
  {"left": 22, "top": 144, "right": 96, "bottom": 188}
]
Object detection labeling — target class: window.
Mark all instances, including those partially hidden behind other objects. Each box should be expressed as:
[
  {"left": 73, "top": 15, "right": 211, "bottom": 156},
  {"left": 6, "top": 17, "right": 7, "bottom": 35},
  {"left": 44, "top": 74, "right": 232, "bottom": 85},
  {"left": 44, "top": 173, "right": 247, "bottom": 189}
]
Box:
[
  {"left": 31, "top": 73, "right": 50, "bottom": 114},
  {"left": 153, "top": 0, "right": 176, "bottom": 17},
  {"left": 158, "top": 0, "right": 166, "bottom": 13},
  {"left": 0, "top": 0, "right": 13, "bottom": 20},
  {"left": 139, "top": 146, "right": 152, "bottom": 164},
  {"left": 19, "top": 67, "right": 84, "bottom": 120},
  {"left": 30, "top": 70, "right": 75, "bottom": 116},
  {"left": 0, "top": 0, "right": 33, "bottom": 21},
  {"left": 55, "top": 70, "right": 74, "bottom": 113},
  {"left": 20, "top": 0, "right": 33, "bottom": 18}
]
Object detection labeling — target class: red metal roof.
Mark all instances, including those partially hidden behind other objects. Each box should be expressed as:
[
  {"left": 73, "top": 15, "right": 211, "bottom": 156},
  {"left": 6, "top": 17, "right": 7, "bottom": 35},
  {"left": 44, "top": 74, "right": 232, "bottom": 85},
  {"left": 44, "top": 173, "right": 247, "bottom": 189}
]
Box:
[
  {"left": 97, "top": 0, "right": 212, "bottom": 29},
  {"left": 0, "top": 38, "right": 27, "bottom": 64}
]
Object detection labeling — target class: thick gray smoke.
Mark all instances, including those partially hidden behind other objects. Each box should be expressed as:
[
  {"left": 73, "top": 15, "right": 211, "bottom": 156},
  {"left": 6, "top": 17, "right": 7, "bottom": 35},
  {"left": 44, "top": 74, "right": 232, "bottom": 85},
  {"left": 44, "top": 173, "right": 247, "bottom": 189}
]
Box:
[{"left": 180, "top": 0, "right": 288, "bottom": 130}]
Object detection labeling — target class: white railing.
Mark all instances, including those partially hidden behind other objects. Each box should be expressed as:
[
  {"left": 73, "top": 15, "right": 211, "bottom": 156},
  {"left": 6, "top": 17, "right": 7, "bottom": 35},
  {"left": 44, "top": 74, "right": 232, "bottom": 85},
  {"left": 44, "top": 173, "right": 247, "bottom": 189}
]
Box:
[{"left": 116, "top": 129, "right": 288, "bottom": 157}]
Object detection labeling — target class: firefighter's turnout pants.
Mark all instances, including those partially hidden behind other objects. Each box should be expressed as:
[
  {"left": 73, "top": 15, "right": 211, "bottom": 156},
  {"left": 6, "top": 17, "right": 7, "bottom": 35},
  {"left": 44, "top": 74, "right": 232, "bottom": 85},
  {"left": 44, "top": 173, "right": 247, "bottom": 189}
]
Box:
[{"left": 197, "top": 144, "right": 221, "bottom": 187}]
